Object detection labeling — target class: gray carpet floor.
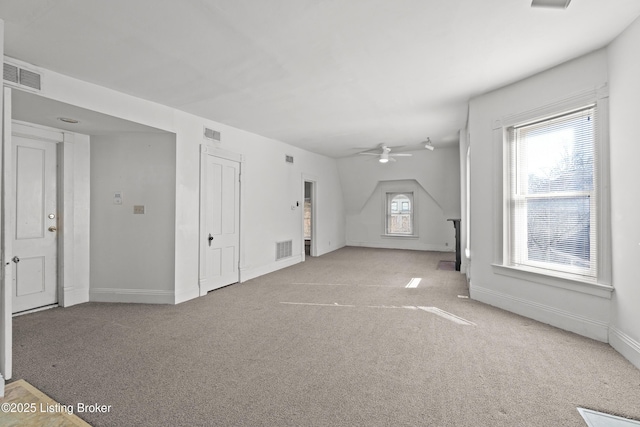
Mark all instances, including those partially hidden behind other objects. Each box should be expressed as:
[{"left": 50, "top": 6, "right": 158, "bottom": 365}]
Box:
[{"left": 10, "top": 247, "right": 640, "bottom": 426}]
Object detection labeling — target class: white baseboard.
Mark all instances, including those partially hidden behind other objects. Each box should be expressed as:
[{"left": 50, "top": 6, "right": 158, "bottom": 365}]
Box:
[
  {"left": 89, "top": 288, "right": 174, "bottom": 304},
  {"left": 62, "top": 287, "right": 89, "bottom": 307},
  {"left": 174, "top": 286, "right": 200, "bottom": 304},
  {"left": 346, "top": 241, "right": 452, "bottom": 252},
  {"left": 315, "top": 242, "right": 346, "bottom": 257},
  {"left": 471, "top": 283, "right": 609, "bottom": 342},
  {"left": 609, "top": 327, "right": 640, "bottom": 370},
  {"left": 240, "top": 254, "right": 303, "bottom": 283}
]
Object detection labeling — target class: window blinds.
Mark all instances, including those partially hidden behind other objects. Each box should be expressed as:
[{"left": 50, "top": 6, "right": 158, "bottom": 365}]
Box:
[{"left": 508, "top": 105, "right": 598, "bottom": 278}]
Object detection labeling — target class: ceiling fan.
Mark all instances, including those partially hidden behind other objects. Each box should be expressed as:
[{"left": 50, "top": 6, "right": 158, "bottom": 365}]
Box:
[
  {"left": 358, "top": 144, "right": 412, "bottom": 163},
  {"left": 357, "top": 138, "right": 434, "bottom": 163}
]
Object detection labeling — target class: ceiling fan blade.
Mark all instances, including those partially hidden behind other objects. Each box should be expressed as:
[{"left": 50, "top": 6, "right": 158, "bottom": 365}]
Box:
[
  {"left": 390, "top": 153, "right": 412, "bottom": 157},
  {"left": 358, "top": 152, "right": 380, "bottom": 156}
]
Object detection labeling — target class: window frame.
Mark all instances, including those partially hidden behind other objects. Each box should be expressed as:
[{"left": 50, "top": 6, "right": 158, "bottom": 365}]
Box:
[
  {"left": 507, "top": 105, "right": 598, "bottom": 278},
  {"left": 385, "top": 192, "right": 414, "bottom": 236},
  {"left": 494, "top": 87, "right": 612, "bottom": 292}
]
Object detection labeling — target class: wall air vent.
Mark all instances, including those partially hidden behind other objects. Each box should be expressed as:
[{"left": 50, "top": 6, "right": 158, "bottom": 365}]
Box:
[
  {"left": 285, "top": 155, "right": 294, "bottom": 164},
  {"left": 204, "top": 127, "right": 221, "bottom": 142},
  {"left": 19, "top": 68, "right": 41, "bottom": 90},
  {"left": 3, "top": 63, "right": 19, "bottom": 84},
  {"left": 3, "top": 61, "right": 42, "bottom": 91},
  {"left": 276, "top": 240, "right": 293, "bottom": 261}
]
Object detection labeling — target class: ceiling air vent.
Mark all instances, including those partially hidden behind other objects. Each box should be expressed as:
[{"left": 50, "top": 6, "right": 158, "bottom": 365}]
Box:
[
  {"left": 285, "top": 155, "right": 294, "bottom": 164},
  {"left": 204, "top": 127, "right": 221, "bottom": 142},
  {"left": 3, "top": 61, "right": 42, "bottom": 91}
]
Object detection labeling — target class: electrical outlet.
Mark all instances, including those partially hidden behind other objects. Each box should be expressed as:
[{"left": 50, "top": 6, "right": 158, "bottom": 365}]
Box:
[
  {"left": 114, "top": 191, "right": 123, "bottom": 205},
  {"left": 133, "top": 205, "right": 145, "bottom": 214}
]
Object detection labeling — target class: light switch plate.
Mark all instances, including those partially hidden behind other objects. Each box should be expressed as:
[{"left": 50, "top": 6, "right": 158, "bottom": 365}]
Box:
[{"left": 114, "top": 191, "right": 123, "bottom": 205}]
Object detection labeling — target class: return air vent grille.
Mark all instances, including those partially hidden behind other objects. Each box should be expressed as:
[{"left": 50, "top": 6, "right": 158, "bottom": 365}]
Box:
[
  {"left": 276, "top": 240, "right": 293, "bottom": 261},
  {"left": 3, "top": 62, "right": 42, "bottom": 91},
  {"left": 204, "top": 127, "right": 221, "bottom": 141},
  {"left": 3, "top": 63, "right": 19, "bottom": 84},
  {"left": 285, "top": 155, "right": 294, "bottom": 164},
  {"left": 19, "top": 68, "right": 41, "bottom": 90}
]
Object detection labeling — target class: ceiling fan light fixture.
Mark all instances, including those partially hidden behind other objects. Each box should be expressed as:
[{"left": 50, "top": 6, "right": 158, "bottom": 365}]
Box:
[
  {"left": 379, "top": 152, "right": 390, "bottom": 163},
  {"left": 424, "top": 138, "right": 435, "bottom": 151}
]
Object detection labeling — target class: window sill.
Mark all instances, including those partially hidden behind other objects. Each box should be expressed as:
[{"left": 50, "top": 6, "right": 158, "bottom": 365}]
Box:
[
  {"left": 492, "top": 264, "right": 614, "bottom": 299},
  {"left": 381, "top": 234, "right": 419, "bottom": 239}
]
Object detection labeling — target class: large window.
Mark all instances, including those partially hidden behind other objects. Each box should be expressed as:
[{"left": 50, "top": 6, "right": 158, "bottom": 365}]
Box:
[
  {"left": 386, "top": 192, "right": 413, "bottom": 235},
  {"left": 506, "top": 105, "right": 598, "bottom": 279}
]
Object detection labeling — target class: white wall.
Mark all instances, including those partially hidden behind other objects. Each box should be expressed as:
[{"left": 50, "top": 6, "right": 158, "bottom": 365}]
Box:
[
  {"left": 607, "top": 17, "right": 640, "bottom": 368},
  {"left": 230, "top": 130, "right": 346, "bottom": 281},
  {"left": 337, "top": 147, "right": 460, "bottom": 251},
  {"left": 467, "top": 49, "right": 612, "bottom": 342},
  {"left": 89, "top": 132, "right": 176, "bottom": 303},
  {"left": 21, "top": 64, "right": 344, "bottom": 304}
]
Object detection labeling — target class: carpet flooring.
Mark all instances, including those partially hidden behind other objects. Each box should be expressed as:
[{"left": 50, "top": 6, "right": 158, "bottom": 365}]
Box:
[{"left": 8, "top": 247, "right": 640, "bottom": 426}]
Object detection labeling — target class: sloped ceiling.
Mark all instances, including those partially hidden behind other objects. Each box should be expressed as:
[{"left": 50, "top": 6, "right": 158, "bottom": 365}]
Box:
[{"left": 1, "top": 0, "right": 639, "bottom": 157}]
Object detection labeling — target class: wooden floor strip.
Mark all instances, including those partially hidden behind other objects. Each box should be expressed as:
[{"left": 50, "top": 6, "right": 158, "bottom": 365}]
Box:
[{"left": 0, "top": 379, "right": 91, "bottom": 427}]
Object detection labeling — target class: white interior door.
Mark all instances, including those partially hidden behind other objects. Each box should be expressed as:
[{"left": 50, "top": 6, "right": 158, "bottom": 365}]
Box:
[
  {"left": 199, "top": 147, "right": 241, "bottom": 295},
  {"left": 11, "top": 134, "right": 58, "bottom": 313}
]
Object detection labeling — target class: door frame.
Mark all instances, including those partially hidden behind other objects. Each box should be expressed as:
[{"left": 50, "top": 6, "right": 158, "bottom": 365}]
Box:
[
  {"left": 198, "top": 142, "right": 243, "bottom": 296},
  {"left": 1, "top": 89, "right": 82, "bottom": 389},
  {"left": 1, "top": 87, "right": 13, "bottom": 392},
  {"left": 301, "top": 174, "right": 318, "bottom": 260}
]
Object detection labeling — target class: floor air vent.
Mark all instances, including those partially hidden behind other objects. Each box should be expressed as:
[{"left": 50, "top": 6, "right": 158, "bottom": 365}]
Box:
[
  {"left": 3, "top": 62, "right": 42, "bottom": 91},
  {"left": 276, "top": 240, "right": 293, "bottom": 260}
]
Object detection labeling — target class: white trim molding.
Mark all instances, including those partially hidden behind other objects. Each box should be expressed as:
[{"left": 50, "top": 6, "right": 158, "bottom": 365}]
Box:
[
  {"left": 346, "top": 241, "right": 451, "bottom": 252},
  {"left": 492, "top": 264, "right": 614, "bottom": 299},
  {"left": 609, "top": 327, "right": 640, "bottom": 370},
  {"left": 470, "top": 283, "right": 609, "bottom": 342},
  {"left": 89, "top": 288, "right": 175, "bottom": 304},
  {"left": 240, "top": 255, "right": 302, "bottom": 283},
  {"left": 493, "top": 85, "right": 612, "bottom": 290}
]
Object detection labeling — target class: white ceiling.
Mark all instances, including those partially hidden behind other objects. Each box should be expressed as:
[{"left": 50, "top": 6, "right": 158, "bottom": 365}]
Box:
[{"left": 1, "top": 0, "right": 640, "bottom": 157}]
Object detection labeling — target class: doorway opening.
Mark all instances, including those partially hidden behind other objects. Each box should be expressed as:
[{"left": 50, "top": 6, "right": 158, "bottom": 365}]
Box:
[{"left": 303, "top": 178, "right": 317, "bottom": 260}]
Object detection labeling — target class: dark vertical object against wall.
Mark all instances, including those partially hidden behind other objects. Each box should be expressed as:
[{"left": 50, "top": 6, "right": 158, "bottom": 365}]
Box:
[{"left": 448, "top": 219, "right": 461, "bottom": 271}]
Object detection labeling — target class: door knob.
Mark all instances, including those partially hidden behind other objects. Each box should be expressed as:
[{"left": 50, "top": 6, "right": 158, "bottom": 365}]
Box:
[
  {"left": 48, "top": 226, "right": 57, "bottom": 232},
  {"left": 12, "top": 256, "right": 19, "bottom": 263},
  {"left": 208, "top": 233, "right": 214, "bottom": 247}
]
